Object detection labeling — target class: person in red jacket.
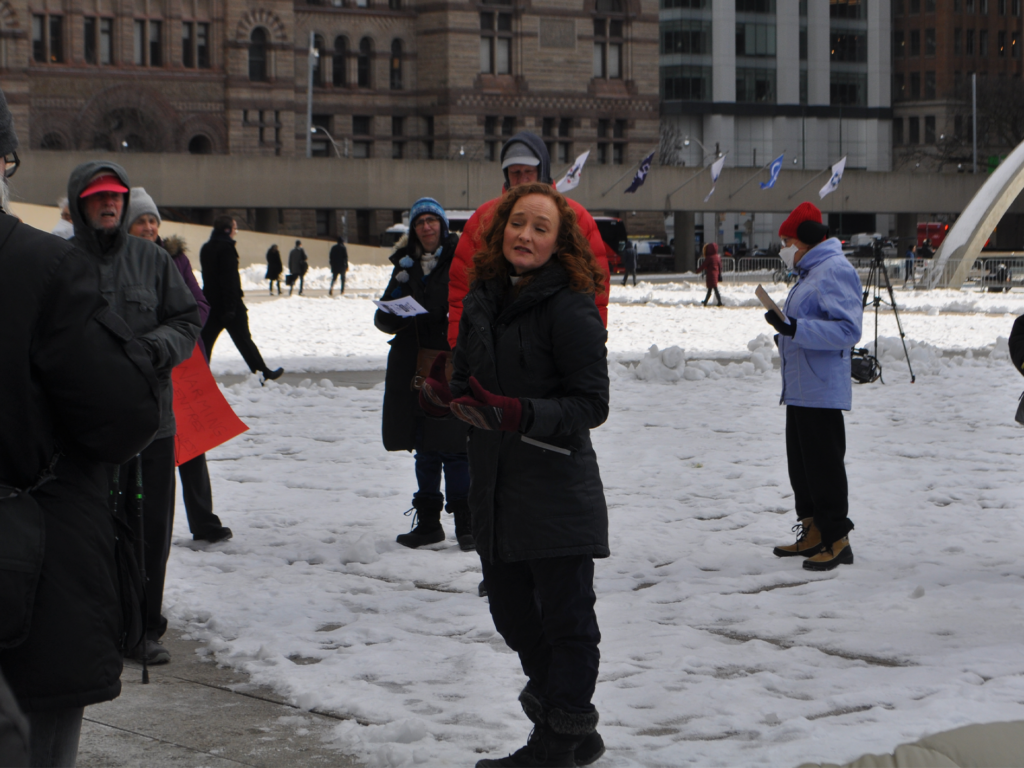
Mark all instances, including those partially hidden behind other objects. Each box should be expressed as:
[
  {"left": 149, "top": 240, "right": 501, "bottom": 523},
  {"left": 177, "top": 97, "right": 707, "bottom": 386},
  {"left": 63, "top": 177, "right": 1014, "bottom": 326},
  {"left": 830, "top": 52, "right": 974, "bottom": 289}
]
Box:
[
  {"left": 698, "top": 242, "right": 723, "bottom": 306},
  {"left": 447, "top": 132, "right": 609, "bottom": 348}
]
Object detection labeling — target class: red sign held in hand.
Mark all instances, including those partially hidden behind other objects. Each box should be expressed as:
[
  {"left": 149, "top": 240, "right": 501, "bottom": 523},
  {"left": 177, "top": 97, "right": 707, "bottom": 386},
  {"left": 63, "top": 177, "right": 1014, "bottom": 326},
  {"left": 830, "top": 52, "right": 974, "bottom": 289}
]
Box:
[{"left": 172, "top": 344, "right": 248, "bottom": 466}]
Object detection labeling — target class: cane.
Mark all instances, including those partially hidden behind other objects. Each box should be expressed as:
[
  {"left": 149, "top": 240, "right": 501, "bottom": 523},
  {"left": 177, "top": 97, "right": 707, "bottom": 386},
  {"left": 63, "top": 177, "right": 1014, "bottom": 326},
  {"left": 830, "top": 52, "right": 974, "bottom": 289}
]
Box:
[{"left": 131, "top": 455, "right": 149, "bottom": 684}]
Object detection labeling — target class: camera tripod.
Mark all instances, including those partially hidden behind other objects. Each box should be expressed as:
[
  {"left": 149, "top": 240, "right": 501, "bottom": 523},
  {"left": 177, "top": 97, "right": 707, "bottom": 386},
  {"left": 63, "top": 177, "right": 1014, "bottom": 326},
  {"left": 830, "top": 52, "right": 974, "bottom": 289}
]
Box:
[{"left": 861, "top": 242, "right": 915, "bottom": 383}]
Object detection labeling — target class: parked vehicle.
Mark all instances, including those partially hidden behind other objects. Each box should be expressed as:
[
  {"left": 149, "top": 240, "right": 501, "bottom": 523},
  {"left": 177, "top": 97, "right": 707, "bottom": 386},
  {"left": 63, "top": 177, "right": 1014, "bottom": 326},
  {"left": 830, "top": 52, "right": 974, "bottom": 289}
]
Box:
[{"left": 918, "top": 222, "right": 948, "bottom": 250}]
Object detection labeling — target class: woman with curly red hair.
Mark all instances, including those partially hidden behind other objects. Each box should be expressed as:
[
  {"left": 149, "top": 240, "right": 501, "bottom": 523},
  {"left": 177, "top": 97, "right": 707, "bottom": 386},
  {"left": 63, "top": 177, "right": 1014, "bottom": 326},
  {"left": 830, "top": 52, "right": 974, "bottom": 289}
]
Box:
[{"left": 421, "top": 183, "right": 609, "bottom": 767}]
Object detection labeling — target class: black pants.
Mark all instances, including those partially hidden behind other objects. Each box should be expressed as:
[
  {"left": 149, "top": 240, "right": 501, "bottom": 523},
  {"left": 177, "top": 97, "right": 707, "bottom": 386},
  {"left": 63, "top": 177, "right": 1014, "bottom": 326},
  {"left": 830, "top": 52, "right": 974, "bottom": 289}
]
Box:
[
  {"left": 116, "top": 436, "right": 176, "bottom": 640},
  {"left": 178, "top": 453, "right": 224, "bottom": 538},
  {"left": 481, "top": 554, "right": 600, "bottom": 715},
  {"left": 785, "top": 405, "right": 852, "bottom": 546},
  {"left": 622, "top": 267, "right": 636, "bottom": 286},
  {"left": 329, "top": 272, "right": 346, "bottom": 293},
  {"left": 289, "top": 275, "right": 304, "bottom": 296},
  {"left": 201, "top": 305, "right": 268, "bottom": 374},
  {"left": 703, "top": 286, "right": 722, "bottom": 306},
  {"left": 268, "top": 279, "right": 281, "bottom": 294}
]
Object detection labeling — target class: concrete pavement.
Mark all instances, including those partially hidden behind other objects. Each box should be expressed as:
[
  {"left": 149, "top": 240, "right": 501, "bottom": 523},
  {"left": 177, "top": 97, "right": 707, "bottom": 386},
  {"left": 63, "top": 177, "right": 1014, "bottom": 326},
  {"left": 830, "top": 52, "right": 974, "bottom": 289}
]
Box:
[{"left": 78, "top": 631, "right": 363, "bottom": 768}]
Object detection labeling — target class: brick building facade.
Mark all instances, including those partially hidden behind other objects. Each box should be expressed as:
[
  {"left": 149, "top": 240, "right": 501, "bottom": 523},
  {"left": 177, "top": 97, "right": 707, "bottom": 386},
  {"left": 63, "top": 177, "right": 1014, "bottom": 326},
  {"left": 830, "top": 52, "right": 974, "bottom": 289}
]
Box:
[
  {"left": 892, "top": 0, "right": 1024, "bottom": 170},
  {"left": 0, "top": 0, "right": 659, "bottom": 242}
]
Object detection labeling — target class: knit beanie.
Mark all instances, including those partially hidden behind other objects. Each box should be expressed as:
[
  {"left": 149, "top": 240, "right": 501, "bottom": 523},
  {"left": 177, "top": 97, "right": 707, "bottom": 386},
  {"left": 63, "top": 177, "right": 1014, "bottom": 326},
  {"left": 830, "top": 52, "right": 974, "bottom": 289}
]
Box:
[
  {"left": 779, "top": 201, "right": 828, "bottom": 245},
  {"left": 409, "top": 197, "right": 449, "bottom": 241},
  {"left": 126, "top": 187, "right": 160, "bottom": 227},
  {"left": 0, "top": 87, "right": 17, "bottom": 157}
]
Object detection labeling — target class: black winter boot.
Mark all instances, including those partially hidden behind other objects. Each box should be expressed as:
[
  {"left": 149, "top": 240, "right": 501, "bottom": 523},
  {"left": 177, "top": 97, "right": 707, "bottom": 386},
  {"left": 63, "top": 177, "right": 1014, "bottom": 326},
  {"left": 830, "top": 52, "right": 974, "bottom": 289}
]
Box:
[
  {"left": 396, "top": 496, "right": 444, "bottom": 549},
  {"left": 475, "top": 724, "right": 580, "bottom": 767},
  {"left": 519, "top": 685, "right": 605, "bottom": 767},
  {"left": 447, "top": 497, "right": 475, "bottom": 552}
]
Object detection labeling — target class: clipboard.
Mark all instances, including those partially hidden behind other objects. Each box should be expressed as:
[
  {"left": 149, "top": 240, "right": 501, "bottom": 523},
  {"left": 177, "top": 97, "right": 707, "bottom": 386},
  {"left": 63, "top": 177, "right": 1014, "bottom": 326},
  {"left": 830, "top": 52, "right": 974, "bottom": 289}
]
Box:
[{"left": 755, "top": 284, "right": 790, "bottom": 325}]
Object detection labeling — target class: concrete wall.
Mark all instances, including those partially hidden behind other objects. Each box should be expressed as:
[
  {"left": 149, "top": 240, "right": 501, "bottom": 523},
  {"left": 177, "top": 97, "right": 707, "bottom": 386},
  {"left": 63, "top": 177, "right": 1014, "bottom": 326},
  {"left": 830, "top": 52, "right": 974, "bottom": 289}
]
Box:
[{"left": 9, "top": 202, "right": 393, "bottom": 270}]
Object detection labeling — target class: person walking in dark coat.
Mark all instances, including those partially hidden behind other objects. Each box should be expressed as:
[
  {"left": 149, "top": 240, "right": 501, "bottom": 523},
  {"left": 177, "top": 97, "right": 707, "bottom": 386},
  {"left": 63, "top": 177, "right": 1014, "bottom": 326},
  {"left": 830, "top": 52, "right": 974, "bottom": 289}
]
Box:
[
  {"left": 0, "top": 96, "right": 162, "bottom": 767},
  {"left": 329, "top": 236, "right": 348, "bottom": 295},
  {"left": 200, "top": 216, "right": 284, "bottom": 383},
  {"left": 288, "top": 240, "right": 308, "bottom": 296},
  {"left": 422, "top": 183, "right": 609, "bottom": 768},
  {"left": 621, "top": 242, "right": 638, "bottom": 286},
  {"left": 66, "top": 162, "right": 202, "bottom": 669},
  {"left": 126, "top": 191, "right": 233, "bottom": 546},
  {"left": 266, "top": 244, "right": 283, "bottom": 295},
  {"left": 375, "top": 199, "right": 472, "bottom": 550},
  {"left": 698, "top": 242, "right": 723, "bottom": 306}
]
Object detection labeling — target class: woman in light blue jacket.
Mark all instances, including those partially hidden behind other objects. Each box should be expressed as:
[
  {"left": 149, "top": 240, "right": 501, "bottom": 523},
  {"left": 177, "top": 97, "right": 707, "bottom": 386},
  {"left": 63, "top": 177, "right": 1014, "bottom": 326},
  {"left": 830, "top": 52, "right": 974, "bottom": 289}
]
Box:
[{"left": 764, "top": 202, "right": 862, "bottom": 572}]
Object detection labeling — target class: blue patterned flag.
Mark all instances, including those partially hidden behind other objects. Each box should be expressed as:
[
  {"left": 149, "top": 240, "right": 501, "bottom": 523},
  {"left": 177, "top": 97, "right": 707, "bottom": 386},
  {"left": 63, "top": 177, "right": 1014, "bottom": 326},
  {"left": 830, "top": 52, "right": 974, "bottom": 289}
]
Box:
[
  {"left": 759, "top": 153, "right": 785, "bottom": 190},
  {"left": 624, "top": 151, "right": 656, "bottom": 194}
]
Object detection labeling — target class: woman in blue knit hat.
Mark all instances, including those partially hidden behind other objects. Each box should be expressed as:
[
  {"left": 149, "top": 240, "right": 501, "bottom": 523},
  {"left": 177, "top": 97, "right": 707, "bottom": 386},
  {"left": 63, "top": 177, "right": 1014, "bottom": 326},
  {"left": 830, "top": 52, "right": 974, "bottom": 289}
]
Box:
[{"left": 375, "top": 198, "right": 473, "bottom": 551}]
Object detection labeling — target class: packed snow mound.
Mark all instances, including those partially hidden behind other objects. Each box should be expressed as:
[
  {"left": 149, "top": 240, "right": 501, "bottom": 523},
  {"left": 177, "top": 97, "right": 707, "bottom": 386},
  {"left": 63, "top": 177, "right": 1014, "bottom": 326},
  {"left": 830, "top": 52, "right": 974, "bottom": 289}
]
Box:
[{"left": 631, "top": 343, "right": 763, "bottom": 383}]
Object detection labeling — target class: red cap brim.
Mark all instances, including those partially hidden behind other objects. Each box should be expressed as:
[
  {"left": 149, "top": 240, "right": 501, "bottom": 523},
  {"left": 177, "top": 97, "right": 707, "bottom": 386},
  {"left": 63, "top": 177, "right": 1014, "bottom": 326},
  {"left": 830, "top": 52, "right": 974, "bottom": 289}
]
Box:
[{"left": 80, "top": 175, "right": 129, "bottom": 197}]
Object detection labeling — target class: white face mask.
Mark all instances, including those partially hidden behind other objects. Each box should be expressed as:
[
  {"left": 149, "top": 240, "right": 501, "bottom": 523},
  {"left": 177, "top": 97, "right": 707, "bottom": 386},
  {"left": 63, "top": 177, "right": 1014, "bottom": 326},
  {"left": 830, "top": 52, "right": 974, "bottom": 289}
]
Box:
[{"left": 780, "top": 245, "right": 798, "bottom": 270}]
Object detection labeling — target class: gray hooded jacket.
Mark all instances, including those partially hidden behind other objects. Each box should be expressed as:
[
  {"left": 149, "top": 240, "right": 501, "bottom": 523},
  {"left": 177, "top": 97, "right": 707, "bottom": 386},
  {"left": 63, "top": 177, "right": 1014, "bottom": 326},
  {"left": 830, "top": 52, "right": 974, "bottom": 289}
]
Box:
[{"left": 68, "top": 160, "right": 201, "bottom": 440}]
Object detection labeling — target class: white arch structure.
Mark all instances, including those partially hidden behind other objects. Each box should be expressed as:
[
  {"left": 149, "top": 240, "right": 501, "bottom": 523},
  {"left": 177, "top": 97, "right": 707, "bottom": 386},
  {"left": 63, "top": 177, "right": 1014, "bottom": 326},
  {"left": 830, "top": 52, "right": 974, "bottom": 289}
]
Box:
[{"left": 929, "top": 137, "right": 1024, "bottom": 289}]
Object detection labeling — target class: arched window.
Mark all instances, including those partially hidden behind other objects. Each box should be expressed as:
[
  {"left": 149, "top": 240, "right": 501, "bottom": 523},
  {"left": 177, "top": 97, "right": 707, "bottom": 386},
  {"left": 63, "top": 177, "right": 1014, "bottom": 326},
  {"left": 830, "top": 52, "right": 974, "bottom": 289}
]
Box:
[
  {"left": 313, "top": 34, "right": 325, "bottom": 86},
  {"left": 40, "top": 132, "right": 66, "bottom": 150},
  {"left": 357, "top": 37, "right": 372, "bottom": 88},
  {"left": 249, "top": 27, "right": 268, "bottom": 82},
  {"left": 390, "top": 39, "right": 402, "bottom": 90},
  {"left": 333, "top": 36, "right": 347, "bottom": 86},
  {"left": 188, "top": 135, "right": 213, "bottom": 154}
]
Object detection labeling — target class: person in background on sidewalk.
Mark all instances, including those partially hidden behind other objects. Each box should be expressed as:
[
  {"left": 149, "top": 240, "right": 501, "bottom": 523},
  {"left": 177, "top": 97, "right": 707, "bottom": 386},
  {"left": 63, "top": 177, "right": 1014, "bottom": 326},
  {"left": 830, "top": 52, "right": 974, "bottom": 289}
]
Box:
[
  {"left": 200, "top": 216, "right": 284, "bottom": 384},
  {"left": 621, "top": 242, "right": 638, "bottom": 287},
  {"left": 50, "top": 197, "right": 74, "bottom": 239},
  {"left": 375, "top": 199, "right": 472, "bottom": 551},
  {"left": 126, "top": 190, "right": 233, "bottom": 545},
  {"left": 904, "top": 244, "right": 916, "bottom": 286},
  {"left": 288, "top": 240, "right": 308, "bottom": 296},
  {"left": 0, "top": 90, "right": 161, "bottom": 768},
  {"left": 765, "top": 202, "right": 863, "bottom": 572},
  {"left": 266, "top": 244, "right": 283, "bottom": 295},
  {"left": 425, "top": 184, "right": 609, "bottom": 768},
  {"left": 66, "top": 160, "right": 202, "bottom": 667},
  {"left": 329, "top": 236, "right": 348, "bottom": 296},
  {"left": 698, "top": 242, "right": 723, "bottom": 306}
]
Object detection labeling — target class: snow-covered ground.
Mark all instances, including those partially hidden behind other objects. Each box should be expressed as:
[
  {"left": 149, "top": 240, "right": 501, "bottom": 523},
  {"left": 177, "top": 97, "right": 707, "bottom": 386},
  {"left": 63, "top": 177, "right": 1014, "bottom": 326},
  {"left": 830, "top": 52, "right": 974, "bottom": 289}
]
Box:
[{"left": 166, "top": 276, "right": 1024, "bottom": 767}]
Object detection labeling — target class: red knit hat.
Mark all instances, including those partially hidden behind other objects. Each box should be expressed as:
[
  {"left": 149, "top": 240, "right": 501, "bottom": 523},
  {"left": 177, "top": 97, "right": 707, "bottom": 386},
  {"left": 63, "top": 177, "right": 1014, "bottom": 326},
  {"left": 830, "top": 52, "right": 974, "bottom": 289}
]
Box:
[{"left": 779, "top": 202, "right": 822, "bottom": 239}]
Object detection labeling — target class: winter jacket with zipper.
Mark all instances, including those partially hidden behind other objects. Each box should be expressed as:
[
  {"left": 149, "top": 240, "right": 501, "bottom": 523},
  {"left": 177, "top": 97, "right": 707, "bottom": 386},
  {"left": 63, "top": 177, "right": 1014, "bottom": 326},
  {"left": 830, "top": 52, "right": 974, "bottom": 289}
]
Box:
[
  {"left": 779, "top": 237, "right": 863, "bottom": 410},
  {"left": 68, "top": 160, "right": 201, "bottom": 441},
  {"left": 451, "top": 260, "right": 610, "bottom": 563},
  {"left": 289, "top": 247, "right": 309, "bottom": 277},
  {"left": 376, "top": 233, "right": 468, "bottom": 453},
  {"left": 447, "top": 131, "right": 610, "bottom": 348},
  {"left": 0, "top": 211, "right": 160, "bottom": 712},
  {"left": 200, "top": 229, "right": 245, "bottom": 313}
]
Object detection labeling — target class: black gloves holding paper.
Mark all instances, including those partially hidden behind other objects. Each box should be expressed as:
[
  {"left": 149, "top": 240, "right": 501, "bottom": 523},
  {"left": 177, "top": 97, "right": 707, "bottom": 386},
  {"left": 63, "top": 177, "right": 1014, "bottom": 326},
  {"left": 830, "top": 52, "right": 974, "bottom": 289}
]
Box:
[{"left": 764, "top": 311, "right": 797, "bottom": 337}]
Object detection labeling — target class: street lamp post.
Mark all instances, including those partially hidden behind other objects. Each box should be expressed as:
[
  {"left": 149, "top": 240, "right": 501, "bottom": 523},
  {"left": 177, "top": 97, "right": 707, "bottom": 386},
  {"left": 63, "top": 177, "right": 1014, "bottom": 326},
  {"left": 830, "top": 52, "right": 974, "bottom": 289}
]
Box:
[
  {"left": 305, "top": 31, "right": 319, "bottom": 159},
  {"left": 311, "top": 125, "right": 345, "bottom": 158},
  {"left": 972, "top": 72, "right": 978, "bottom": 174}
]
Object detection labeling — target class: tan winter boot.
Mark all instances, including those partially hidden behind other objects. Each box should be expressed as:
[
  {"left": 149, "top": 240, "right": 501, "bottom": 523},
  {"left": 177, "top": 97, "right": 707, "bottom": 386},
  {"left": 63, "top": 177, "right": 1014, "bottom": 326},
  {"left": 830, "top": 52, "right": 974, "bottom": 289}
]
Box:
[
  {"left": 802, "top": 536, "right": 854, "bottom": 571},
  {"left": 772, "top": 517, "right": 824, "bottom": 558}
]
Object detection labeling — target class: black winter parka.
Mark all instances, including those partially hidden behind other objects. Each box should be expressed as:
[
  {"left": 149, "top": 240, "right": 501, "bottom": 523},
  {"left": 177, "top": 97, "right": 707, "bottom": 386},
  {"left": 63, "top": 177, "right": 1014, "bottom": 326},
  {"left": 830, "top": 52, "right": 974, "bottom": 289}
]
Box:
[
  {"left": 376, "top": 233, "right": 467, "bottom": 453},
  {"left": 451, "top": 261, "right": 610, "bottom": 563},
  {"left": 0, "top": 213, "right": 161, "bottom": 712},
  {"left": 201, "top": 230, "right": 246, "bottom": 314}
]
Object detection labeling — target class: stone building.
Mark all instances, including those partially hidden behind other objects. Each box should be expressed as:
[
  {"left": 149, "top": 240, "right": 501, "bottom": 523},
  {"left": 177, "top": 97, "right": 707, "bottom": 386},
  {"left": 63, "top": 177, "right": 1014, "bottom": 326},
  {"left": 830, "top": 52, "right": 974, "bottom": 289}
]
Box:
[
  {"left": 891, "top": 0, "right": 1024, "bottom": 172},
  {"left": 0, "top": 0, "right": 660, "bottom": 242}
]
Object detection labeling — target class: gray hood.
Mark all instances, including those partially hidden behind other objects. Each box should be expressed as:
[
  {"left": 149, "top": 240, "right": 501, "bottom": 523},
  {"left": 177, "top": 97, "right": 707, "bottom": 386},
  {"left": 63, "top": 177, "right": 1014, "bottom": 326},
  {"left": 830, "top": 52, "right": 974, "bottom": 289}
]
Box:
[
  {"left": 68, "top": 160, "right": 131, "bottom": 257},
  {"left": 501, "top": 132, "right": 552, "bottom": 190}
]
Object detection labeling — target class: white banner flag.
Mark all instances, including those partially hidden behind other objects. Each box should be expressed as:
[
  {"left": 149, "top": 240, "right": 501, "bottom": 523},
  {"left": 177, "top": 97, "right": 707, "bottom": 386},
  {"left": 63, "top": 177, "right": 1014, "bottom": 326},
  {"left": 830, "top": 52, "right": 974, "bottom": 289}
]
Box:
[
  {"left": 556, "top": 150, "right": 591, "bottom": 193},
  {"left": 704, "top": 154, "right": 727, "bottom": 202},
  {"left": 819, "top": 156, "right": 848, "bottom": 200}
]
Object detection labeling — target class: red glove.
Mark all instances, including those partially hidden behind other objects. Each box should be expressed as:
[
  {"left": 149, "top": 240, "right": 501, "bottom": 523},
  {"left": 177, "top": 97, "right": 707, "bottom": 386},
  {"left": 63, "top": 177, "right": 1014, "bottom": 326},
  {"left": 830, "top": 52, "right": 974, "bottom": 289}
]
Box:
[
  {"left": 419, "top": 353, "right": 453, "bottom": 417},
  {"left": 451, "top": 376, "right": 523, "bottom": 432}
]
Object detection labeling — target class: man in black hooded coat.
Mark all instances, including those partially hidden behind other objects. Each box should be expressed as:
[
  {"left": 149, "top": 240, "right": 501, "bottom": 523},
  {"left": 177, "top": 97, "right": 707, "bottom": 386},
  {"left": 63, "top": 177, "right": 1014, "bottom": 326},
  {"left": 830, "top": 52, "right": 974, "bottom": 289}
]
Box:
[{"left": 0, "top": 92, "right": 162, "bottom": 766}]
